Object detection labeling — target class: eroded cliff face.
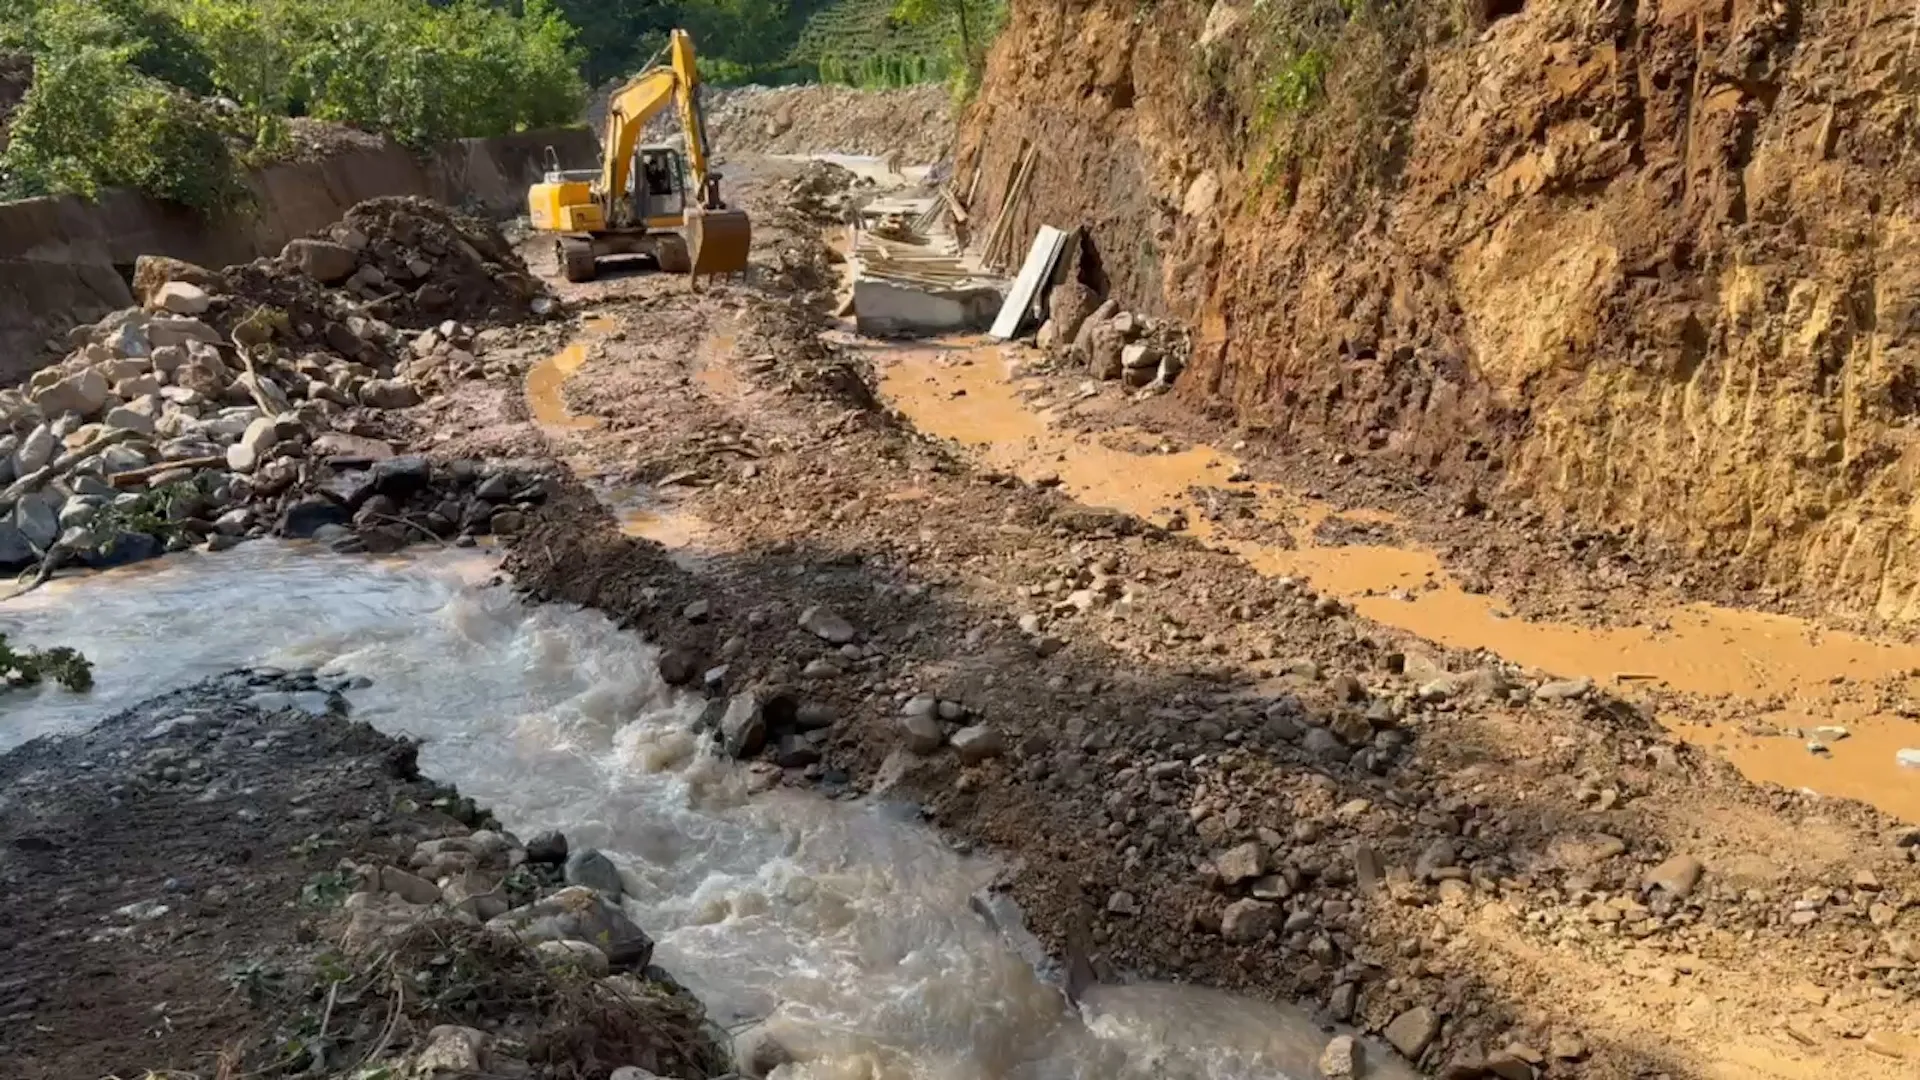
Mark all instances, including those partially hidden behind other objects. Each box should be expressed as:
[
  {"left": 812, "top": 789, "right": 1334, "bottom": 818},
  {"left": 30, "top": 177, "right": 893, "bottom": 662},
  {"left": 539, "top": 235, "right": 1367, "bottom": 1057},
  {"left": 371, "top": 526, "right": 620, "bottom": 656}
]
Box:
[{"left": 956, "top": 0, "right": 1920, "bottom": 621}]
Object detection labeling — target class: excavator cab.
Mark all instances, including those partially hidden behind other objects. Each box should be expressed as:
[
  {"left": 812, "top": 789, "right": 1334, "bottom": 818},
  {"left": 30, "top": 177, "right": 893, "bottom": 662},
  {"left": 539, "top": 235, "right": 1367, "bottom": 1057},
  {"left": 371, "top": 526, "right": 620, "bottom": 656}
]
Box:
[{"left": 631, "top": 147, "right": 685, "bottom": 223}]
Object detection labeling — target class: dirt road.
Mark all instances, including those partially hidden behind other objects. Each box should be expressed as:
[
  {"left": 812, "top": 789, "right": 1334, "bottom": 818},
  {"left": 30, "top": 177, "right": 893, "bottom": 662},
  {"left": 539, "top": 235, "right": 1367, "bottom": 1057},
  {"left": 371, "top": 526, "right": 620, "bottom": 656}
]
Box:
[{"left": 438, "top": 157, "right": 1920, "bottom": 1079}]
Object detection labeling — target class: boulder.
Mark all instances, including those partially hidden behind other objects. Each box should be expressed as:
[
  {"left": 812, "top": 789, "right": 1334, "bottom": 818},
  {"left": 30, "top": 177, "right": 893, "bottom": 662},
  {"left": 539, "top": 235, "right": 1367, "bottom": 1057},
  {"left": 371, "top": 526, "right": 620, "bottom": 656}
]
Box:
[
  {"left": 132, "top": 256, "right": 225, "bottom": 309},
  {"left": 14, "top": 495, "right": 59, "bottom": 551},
  {"left": 284, "top": 238, "right": 359, "bottom": 284},
  {"left": 278, "top": 496, "right": 350, "bottom": 538},
  {"left": 0, "top": 523, "right": 36, "bottom": 569},
  {"left": 1046, "top": 282, "right": 1100, "bottom": 350},
  {"left": 900, "top": 712, "right": 944, "bottom": 755},
  {"left": 152, "top": 282, "right": 212, "bottom": 316},
  {"left": 799, "top": 604, "right": 856, "bottom": 644},
  {"left": 83, "top": 530, "right": 163, "bottom": 568},
  {"left": 103, "top": 320, "right": 152, "bottom": 359},
  {"left": 564, "top": 848, "right": 625, "bottom": 898},
  {"left": 32, "top": 369, "right": 109, "bottom": 418},
  {"left": 104, "top": 404, "right": 156, "bottom": 435},
  {"left": 1087, "top": 322, "right": 1125, "bottom": 380},
  {"left": 13, "top": 423, "right": 55, "bottom": 475},
  {"left": 226, "top": 417, "right": 280, "bottom": 473},
  {"left": 370, "top": 454, "right": 431, "bottom": 498},
  {"left": 487, "top": 886, "right": 653, "bottom": 969},
  {"left": 525, "top": 830, "right": 568, "bottom": 864},
  {"left": 718, "top": 693, "right": 768, "bottom": 758},
  {"left": 1220, "top": 898, "right": 1279, "bottom": 942},
  {"left": 535, "top": 939, "right": 610, "bottom": 976},
  {"left": 950, "top": 724, "right": 1006, "bottom": 764}
]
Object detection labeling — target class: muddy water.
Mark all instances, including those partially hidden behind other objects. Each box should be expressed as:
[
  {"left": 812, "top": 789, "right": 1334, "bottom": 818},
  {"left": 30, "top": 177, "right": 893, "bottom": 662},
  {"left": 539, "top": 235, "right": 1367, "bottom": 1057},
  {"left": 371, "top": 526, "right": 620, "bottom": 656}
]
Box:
[
  {"left": 877, "top": 344, "right": 1920, "bottom": 822},
  {"left": 0, "top": 547, "right": 1409, "bottom": 1080},
  {"left": 525, "top": 315, "right": 615, "bottom": 430}
]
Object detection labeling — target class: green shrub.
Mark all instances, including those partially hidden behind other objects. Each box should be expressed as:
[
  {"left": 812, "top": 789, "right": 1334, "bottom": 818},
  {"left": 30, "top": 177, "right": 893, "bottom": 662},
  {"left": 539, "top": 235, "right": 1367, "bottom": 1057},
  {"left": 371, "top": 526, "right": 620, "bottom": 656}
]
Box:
[{"left": 0, "top": 632, "right": 93, "bottom": 692}]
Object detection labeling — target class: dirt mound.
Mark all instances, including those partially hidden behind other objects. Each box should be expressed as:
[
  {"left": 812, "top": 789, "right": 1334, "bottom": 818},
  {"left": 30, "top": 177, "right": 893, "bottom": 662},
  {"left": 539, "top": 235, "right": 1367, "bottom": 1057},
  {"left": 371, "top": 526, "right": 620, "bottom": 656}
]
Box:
[
  {"left": 955, "top": 0, "right": 1920, "bottom": 625},
  {"left": 225, "top": 195, "right": 549, "bottom": 338},
  {"left": 704, "top": 84, "right": 953, "bottom": 163}
]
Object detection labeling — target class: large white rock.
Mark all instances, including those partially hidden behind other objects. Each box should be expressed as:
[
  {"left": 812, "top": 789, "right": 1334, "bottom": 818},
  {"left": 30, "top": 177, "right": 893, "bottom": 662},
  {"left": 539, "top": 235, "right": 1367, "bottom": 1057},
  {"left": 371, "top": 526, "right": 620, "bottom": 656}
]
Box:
[
  {"left": 153, "top": 281, "right": 211, "bottom": 315},
  {"left": 31, "top": 369, "right": 109, "bottom": 418},
  {"left": 104, "top": 403, "right": 157, "bottom": 435},
  {"left": 13, "top": 423, "right": 55, "bottom": 475},
  {"left": 225, "top": 416, "right": 280, "bottom": 473},
  {"left": 103, "top": 320, "right": 151, "bottom": 359}
]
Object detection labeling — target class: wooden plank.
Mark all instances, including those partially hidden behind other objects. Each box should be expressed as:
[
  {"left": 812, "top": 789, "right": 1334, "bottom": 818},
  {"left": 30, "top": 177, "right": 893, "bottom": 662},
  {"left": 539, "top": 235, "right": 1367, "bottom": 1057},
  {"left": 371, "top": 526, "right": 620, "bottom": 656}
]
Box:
[{"left": 989, "top": 225, "right": 1069, "bottom": 340}]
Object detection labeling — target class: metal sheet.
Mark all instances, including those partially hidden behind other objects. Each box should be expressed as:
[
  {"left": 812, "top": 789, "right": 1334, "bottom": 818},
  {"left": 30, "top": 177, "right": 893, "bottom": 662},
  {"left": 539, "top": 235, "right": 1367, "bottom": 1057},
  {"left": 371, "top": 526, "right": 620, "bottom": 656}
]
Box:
[{"left": 989, "top": 225, "right": 1068, "bottom": 340}]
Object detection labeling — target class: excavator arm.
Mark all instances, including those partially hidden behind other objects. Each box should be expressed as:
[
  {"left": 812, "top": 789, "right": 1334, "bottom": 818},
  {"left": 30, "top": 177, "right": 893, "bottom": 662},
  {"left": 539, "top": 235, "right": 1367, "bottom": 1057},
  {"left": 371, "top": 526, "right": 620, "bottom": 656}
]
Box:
[{"left": 598, "top": 29, "right": 717, "bottom": 218}]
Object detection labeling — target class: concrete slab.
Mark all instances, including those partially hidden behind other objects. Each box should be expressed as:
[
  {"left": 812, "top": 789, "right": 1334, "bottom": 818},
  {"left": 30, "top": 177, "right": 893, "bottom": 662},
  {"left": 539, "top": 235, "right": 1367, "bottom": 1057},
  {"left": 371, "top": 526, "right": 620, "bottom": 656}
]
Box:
[{"left": 853, "top": 278, "right": 1004, "bottom": 338}]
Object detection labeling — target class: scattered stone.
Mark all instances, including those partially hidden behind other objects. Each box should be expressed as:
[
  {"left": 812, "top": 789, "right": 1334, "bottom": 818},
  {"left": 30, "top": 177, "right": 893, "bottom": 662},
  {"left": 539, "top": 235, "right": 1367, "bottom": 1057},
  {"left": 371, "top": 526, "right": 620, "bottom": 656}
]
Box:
[
  {"left": 682, "top": 598, "right": 711, "bottom": 622},
  {"left": 564, "top": 848, "right": 624, "bottom": 898},
  {"left": 1220, "top": 898, "right": 1279, "bottom": 942},
  {"left": 1898, "top": 748, "right": 1920, "bottom": 769},
  {"left": 1384, "top": 1006, "right": 1439, "bottom": 1060},
  {"left": 901, "top": 712, "right": 945, "bottom": 755},
  {"left": 360, "top": 378, "right": 423, "bottom": 410},
  {"left": 951, "top": 724, "right": 1006, "bottom": 763},
  {"left": 13, "top": 424, "right": 54, "bottom": 475},
  {"left": 1107, "top": 889, "right": 1139, "bottom": 915},
  {"left": 799, "top": 604, "right": 856, "bottom": 644},
  {"left": 1643, "top": 854, "right": 1704, "bottom": 899},
  {"left": 278, "top": 497, "right": 350, "bottom": 539},
  {"left": 1318, "top": 1034, "right": 1357, "bottom": 1078},
  {"left": 370, "top": 454, "right": 432, "bottom": 498},
  {"left": 1217, "top": 842, "right": 1269, "bottom": 887}
]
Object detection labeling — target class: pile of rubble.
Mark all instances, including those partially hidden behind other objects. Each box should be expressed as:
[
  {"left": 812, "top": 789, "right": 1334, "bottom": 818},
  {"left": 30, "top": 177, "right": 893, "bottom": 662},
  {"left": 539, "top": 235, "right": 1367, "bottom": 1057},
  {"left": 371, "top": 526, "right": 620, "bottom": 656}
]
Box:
[
  {"left": 783, "top": 160, "right": 870, "bottom": 225},
  {"left": 1036, "top": 283, "right": 1190, "bottom": 390},
  {"left": 0, "top": 198, "right": 560, "bottom": 576}
]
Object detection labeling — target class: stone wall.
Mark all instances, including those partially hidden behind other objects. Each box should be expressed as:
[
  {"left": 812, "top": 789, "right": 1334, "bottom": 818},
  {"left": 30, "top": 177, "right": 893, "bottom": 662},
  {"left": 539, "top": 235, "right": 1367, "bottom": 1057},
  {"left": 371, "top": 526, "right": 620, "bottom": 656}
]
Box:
[{"left": 0, "top": 128, "right": 596, "bottom": 380}]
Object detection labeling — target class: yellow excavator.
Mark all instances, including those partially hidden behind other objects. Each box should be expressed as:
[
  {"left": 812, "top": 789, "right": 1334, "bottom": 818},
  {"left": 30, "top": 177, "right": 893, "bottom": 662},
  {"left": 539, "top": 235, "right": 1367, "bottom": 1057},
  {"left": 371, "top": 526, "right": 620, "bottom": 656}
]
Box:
[{"left": 527, "top": 29, "right": 751, "bottom": 283}]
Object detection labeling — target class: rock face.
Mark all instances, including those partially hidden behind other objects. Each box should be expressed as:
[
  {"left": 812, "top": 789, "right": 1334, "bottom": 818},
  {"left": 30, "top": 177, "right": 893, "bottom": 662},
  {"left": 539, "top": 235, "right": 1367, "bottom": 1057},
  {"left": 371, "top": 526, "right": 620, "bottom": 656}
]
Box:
[{"left": 956, "top": 0, "right": 1920, "bottom": 620}]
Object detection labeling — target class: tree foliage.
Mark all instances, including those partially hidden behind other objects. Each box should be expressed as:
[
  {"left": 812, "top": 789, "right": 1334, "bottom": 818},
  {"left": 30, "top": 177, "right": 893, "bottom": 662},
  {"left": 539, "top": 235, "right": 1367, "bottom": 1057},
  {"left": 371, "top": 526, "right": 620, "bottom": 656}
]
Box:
[{"left": 0, "top": 0, "right": 588, "bottom": 210}]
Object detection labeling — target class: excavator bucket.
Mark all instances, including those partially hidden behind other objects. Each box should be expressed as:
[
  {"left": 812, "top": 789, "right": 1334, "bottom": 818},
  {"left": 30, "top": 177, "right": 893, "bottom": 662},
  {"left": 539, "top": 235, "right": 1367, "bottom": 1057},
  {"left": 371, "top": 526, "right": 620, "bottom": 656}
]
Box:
[{"left": 685, "top": 207, "right": 751, "bottom": 276}]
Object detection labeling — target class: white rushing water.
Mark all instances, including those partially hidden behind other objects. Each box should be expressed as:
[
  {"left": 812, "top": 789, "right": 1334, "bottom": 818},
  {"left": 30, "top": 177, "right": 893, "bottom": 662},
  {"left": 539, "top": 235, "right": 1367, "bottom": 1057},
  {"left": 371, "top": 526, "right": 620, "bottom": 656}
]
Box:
[{"left": 0, "top": 545, "right": 1415, "bottom": 1080}]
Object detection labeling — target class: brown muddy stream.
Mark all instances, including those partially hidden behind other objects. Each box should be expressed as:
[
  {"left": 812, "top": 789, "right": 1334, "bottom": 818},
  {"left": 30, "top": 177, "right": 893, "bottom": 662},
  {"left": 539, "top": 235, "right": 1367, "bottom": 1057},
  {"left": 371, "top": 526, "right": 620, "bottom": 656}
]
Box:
[{"left": 876, "top": 342, "right": 1920, "bottom": 824}]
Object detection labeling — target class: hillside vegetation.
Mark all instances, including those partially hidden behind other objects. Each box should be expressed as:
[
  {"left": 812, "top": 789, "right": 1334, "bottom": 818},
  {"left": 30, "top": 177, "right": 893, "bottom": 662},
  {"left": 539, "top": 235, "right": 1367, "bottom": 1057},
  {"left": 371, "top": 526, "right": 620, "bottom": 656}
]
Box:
[
  {"left": 0, "top": 0, "right": 584, "bottom": 210},
  {"left": 0, "top": 0, "right": 995, "bottom": 212}
]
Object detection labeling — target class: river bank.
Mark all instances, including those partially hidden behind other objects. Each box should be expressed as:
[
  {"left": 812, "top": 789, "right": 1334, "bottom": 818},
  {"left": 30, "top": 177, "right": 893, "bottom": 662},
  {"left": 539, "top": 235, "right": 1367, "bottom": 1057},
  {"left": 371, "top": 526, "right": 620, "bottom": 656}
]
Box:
[{"left": 0, "top": 665, "right": 726, "bottom": 1080}]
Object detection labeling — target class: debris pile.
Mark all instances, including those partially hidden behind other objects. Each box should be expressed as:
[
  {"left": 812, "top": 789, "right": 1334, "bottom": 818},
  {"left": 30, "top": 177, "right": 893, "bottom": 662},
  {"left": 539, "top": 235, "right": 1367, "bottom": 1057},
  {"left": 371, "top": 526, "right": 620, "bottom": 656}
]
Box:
[
  {"left": 0, "top": 197, "right": 561, "bottom": 580},
  {"left": 782, "top": 160, "right": 870, "bottom": 224},
  {"left": 1040, "top": 288, "right": 1190, "bottom": 390}
]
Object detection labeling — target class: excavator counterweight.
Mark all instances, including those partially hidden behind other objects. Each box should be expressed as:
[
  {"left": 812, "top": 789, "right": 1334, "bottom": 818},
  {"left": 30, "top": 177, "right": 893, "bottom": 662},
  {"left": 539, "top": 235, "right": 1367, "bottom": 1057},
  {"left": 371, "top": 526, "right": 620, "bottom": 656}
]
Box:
[{"left": 526, "top": 29, "right": 749, "bottom": 283}]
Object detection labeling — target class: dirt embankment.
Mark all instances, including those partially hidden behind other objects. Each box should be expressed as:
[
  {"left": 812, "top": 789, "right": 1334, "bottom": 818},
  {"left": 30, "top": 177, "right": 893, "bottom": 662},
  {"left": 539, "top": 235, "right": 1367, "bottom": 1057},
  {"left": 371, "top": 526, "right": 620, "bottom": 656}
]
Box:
[
  {"left": 702, "top": 84, "right": 953, "bottom": 162},
  {"left": 955, "top": 0, "right": 1920, "bottom": 625}
]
